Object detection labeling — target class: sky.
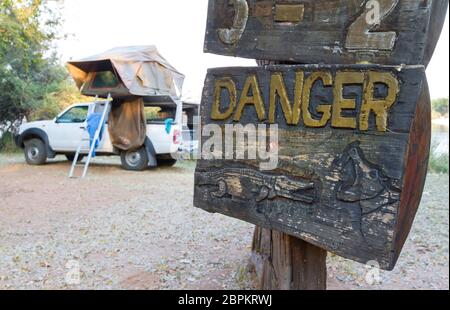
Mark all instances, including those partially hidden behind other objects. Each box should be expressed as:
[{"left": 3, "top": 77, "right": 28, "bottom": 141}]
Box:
[{"left": 57, "top": 0, "right": 449, "bottom": 102}]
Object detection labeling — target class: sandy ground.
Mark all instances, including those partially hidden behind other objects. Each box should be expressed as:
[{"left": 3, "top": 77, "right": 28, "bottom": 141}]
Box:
[{"left": 0, "top": 154, "right": 448, "bottom": 290}]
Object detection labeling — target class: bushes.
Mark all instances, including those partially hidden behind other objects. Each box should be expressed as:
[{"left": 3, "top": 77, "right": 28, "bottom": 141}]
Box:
[
  {"left": 0, "top": 80, "right": 90, "bottom": 152},
  {"left": 0, "top": 0, "right": 66, "bottom": 133},
  {"left": 429, "top": 152, "right": 449, "bottom": 174},
  {"left": 29, "top": 81, "right": 91, "bottom": 121},
  {"left": 429, "top": 142, "right": 449, "bottom": 174},
  {"left": 0, "top": 132, "right": 19, "bottom": 153},
  {"left": 432, "top": 98, "right": 449, "bottom": 118}
]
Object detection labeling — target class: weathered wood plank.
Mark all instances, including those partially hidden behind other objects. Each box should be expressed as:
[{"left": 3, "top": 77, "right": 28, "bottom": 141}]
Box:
[
  {"left": 204, "top": 0, "right": 448, "bottom": 66},
  {"left": 194, "top": 64, "right": 431, "bottom": 270},
  {"left": 251, "top": 227, "right": 327, "bottom": 290},
  {"left": 249, "top": 60, "right": 328, "bottom": 291}
]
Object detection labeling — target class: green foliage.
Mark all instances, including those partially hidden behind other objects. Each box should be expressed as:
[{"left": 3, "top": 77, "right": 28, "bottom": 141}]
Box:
[
  {"left": 0, "top": 0, "right": 65, "bottom": 123},
  {"left": 0, "top": 0, "right": 91, "bottom": 152},
  {"left": 432, "top": 98, "right": 449, "bottom": 117},
  {"left": 30, "top": 81, "right": 92, "bottom": 121},
  {"left": 0, "top": 131, "right": 19, "bottom": 153},
  {"left": 429, "top": 142, "right": 449, "bottom": 174},
  {"left": 429, "top": 152, "right": 449, "bottom": 174}
]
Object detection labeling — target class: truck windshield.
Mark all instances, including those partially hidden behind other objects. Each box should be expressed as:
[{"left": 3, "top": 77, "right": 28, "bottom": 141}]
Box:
[{"left": 145, "top": 106, "right": 176, "bottom": 123}]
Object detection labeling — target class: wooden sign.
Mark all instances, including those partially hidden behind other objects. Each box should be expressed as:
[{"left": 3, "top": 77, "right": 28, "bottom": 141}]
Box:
[
  {"left": 204, "top": 0, "right": 448, "bottom": 66},
  {"left": 194, "top": 64, "right": 431, "bottom": 270}
]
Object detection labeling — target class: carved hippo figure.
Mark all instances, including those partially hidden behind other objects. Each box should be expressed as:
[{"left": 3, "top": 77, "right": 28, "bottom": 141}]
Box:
[
  {"left": 335, "top": 141, "right": 400, "bottom": 216},
  {"left": 331, "top": 141, "right": 401, "bottom": 240}
]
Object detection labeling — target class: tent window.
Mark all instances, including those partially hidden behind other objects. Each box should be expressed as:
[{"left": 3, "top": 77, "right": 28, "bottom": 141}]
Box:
[
  {"left": 91, "top": 71, "right": 120, "bottom": 89},
  {"left": 145, "top": 106, "right": 176, "bottom": 123}
]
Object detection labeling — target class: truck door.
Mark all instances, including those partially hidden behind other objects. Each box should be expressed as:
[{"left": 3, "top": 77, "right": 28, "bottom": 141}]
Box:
[{"left": 50, "top": 105, "right": 90, "bottom": 152}]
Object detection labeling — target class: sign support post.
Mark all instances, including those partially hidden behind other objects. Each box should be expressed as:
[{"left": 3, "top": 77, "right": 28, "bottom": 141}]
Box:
[{"left": 251, "top": 227, "right": 327, "bottom": 290}]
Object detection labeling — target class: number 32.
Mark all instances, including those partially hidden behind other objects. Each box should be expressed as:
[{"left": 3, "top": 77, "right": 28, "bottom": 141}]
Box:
[
  {"left": 220, "top": 0, "right": 399, "bottom": 52},
  {"left": 346, "top": 0, "right": 399, "bottom": 51}
]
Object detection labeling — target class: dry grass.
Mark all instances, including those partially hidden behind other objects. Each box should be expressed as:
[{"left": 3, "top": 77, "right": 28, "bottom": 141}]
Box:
[{"left": 0, "top": 155, "right": 448, "bottom": 290}]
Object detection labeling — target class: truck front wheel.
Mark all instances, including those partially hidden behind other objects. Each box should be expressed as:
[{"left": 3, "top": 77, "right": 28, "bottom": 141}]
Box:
[
  {"left": 120, "top": 147, "right": 149, "bottom": 171},
  {"left": 24, "top": 138, "right": 47, "bottom": 165}
]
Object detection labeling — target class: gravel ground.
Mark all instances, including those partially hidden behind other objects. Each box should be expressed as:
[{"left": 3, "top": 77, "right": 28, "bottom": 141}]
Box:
[{"left": 0, "top": 154, "right": 448, "bottom": 290}]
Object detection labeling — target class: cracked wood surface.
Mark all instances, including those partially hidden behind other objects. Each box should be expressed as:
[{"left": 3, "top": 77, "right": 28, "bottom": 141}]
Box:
[
  {"left": 194, "top": 64, "right": 431, "bottom": 270},
  {"left": 204, "top": 0, "right": 448, "bottom": 66}
]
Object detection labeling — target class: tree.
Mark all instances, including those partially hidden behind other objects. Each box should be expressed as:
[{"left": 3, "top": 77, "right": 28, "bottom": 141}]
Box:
[
  {"left": 432, "top": 98, "right": 449, "bottom": 117},
  {"left": 0, "top": 0, "right": 66, "bottom": 135},
  {"left": 31, "top": 81, "right": 91, "bottom": 121}
]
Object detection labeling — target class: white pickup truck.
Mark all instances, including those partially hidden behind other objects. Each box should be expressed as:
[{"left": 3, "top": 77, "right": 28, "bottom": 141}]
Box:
[{"left": 15, "top": 99, "right": 183, "bottom": 171}]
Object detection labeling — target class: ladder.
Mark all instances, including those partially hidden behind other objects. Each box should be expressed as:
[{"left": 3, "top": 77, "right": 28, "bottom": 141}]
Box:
[{"left": 69, "top": 94, "right": 112, "bottom": 179}]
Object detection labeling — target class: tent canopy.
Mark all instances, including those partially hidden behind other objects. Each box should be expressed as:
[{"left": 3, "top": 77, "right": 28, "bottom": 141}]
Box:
[{"left": 67, "top": 46, "right": 185, "bottom": 99}]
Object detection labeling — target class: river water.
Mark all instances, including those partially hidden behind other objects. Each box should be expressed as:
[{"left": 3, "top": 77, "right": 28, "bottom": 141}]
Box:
[{"left": 432, "top": 123, "right": 449, "bottom": 155}]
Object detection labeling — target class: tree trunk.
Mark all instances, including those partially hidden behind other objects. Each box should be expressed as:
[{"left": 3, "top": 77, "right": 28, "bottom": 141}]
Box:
[{"left": 250, "top": 226, "right": 327, "bottom": 290}]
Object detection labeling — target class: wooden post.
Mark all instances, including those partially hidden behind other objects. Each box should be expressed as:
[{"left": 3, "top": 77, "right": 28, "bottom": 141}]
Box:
[
  {"left": 251, "top": 227, "right": 327, "bottom": 290},
  {"left": 249, "top": 60, "right": 327, "bottom": 291}
]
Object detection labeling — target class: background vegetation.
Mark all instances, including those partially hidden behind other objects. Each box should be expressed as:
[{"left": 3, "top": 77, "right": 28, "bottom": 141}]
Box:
[
  {"left": 0, "top": 0, "right": 88, "bottom": 151},
  {"left": 432, "top": 98, "right": 449, "bottom": 119},
  {"left": 430, "top": 98, "right": 449, "bottom": 174},
  {"left": 429, "top": 152, "right": 448, "bottom": 174},
  {"left": 0, "top": 1, "right": 448, "bottom": 175}
]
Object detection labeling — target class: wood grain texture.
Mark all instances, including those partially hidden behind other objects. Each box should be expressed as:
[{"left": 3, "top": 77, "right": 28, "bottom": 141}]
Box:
[
  {"left": 251, "top": 227, "right": 327, "bottom": 290},
  {"left": 194, "top": 64, "right": 431, "bottom": 270},
  {"left": 204, "top": 0, "right": 448, "bottom": 66},
  {"left": 392, "top": 79, "right": 431, "bottom": 266},
  {"left": 249, "top": 60, "right": 327, "bottom": 291}
]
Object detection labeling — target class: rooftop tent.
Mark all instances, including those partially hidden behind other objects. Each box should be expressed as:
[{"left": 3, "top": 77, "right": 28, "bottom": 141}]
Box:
[
  {"left": 67, "top": 46, "right": 185, "bottom": 152},
  {"left": 67, "top": 46, "right": 185, "bottom": 99}
]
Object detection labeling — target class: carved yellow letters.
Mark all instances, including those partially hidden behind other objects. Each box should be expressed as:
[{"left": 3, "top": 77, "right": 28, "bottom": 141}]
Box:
[
  {"left": 332, "top": 72, "right": 365, "bottom": 129},
  {"left": 210, "top": 70, "right": 400, "bottom": 132},
  {"left": 302, "top": 72, "right": 333, "bottom": 128},
  {"left": 360, "top": 72, "right": 399, "bottom": 132},
  {"left": 234, "top": 75, "right": 266, "bottom": 122},
  {"left": 211, "top": 78, "right": 237, "bottom": 120},
  {"left": 269, "top": 72, "right": 303, "bottom": 125}
]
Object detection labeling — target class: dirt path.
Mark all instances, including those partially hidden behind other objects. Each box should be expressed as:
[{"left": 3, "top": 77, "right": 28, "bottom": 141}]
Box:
[{"left": 0, "top": 154, "right": 448, "bottom": 290}]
